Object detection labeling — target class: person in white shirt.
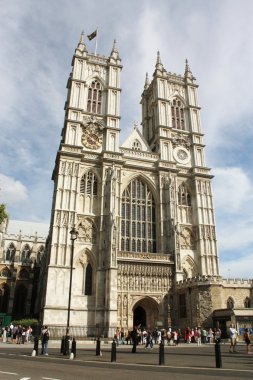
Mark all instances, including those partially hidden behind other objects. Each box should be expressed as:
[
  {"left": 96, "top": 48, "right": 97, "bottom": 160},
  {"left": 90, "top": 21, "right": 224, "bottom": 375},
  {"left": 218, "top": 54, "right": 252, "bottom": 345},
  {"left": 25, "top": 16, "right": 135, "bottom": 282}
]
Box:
[{"left": 229, "top": 324, "right": 238, "bottom": 353}]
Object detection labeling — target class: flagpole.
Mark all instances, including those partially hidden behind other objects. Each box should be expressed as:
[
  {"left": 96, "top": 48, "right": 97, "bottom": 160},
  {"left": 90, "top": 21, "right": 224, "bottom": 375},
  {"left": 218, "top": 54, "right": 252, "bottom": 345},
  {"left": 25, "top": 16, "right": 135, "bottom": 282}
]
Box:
[{"left": 95, "top": 28, "right": 98, "bottom": 56}]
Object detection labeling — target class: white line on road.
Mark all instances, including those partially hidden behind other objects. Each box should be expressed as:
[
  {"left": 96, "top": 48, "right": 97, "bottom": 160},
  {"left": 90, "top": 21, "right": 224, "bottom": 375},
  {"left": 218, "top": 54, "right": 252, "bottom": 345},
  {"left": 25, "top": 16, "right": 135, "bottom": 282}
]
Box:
[
  {"left": 19, "top": 378, "right": 31, "bottom": 380},
  {"left": 42, "top": 377, "right": 62, "bottom": 380},
  {"left": 0, "top": 370, "right": 18, "bottom": 375}
]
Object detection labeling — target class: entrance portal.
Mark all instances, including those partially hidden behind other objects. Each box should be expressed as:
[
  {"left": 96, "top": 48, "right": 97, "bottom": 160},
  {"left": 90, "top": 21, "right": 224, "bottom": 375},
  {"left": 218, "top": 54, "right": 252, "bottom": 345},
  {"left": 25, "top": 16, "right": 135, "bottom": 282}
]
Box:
[
  {"left": 133, "top": 306, "right": 146, "bottom": 328},
  {"left": 132, "top": 297, "right": 159, "bottom": 330}
]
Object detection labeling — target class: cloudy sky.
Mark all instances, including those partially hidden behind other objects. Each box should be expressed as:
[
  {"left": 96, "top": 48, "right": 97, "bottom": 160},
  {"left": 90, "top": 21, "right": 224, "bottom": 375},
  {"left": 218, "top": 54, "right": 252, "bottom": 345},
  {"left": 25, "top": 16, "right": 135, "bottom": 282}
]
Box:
[{"left": 0, "top": 0, "right": 253, "bottom": 278}]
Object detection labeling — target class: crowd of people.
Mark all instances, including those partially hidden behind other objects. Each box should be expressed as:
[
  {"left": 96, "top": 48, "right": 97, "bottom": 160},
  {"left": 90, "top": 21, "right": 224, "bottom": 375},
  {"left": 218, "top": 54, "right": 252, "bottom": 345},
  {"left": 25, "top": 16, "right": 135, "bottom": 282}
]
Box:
[
  {"left": 1, "top": 324, "right": 33, "bottom": 344},
  {"left": 114, "top": 326, "right": 222, "bottom": 348},
  {"left": 114, "top": 325, "right": 252, "bottom": 353}
]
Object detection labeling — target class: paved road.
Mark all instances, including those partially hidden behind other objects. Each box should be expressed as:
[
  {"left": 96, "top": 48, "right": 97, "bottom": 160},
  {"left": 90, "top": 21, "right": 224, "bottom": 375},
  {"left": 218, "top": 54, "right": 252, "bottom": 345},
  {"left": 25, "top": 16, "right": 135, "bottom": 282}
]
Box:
[{"left": 0, "top": 342, "right": 252, "bottom": 380}]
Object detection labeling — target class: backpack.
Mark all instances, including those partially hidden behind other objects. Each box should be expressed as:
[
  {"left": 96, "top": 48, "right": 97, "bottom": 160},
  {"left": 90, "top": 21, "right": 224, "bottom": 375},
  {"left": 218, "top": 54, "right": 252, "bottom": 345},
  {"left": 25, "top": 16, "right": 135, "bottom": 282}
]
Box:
[{"left": 43, "top": 330, "right": 49, "bottom": 341}]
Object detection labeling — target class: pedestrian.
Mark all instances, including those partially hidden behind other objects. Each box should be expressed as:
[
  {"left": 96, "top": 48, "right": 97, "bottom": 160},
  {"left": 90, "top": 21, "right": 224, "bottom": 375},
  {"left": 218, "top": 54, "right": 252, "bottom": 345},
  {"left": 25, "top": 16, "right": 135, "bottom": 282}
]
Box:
[
  {"left": 214, "top": 328, "right": 221, "bottom": 343},
  {"left": 243, "top": 328, "right": 252, "bottom": 354},
  {"left": 131, "top": 326, "right": 138, "bottom": 353},
  {"left": 41, "top": 325, "right": 50, "bottom": 355},
  {"left": 145, "top": 330, "right": 153, "bottom": 349},
  {"left": 195, "top": 327, "right": 201, "bottom": 346},
  {"left": 229, "top": 324, "right": 238, "bottom": 353},
  {"left": 207, "top": 328, "right": 214, "bottom": 343},
  {"left": 201, "top": 327, "right": 207, "bottom": 344}
]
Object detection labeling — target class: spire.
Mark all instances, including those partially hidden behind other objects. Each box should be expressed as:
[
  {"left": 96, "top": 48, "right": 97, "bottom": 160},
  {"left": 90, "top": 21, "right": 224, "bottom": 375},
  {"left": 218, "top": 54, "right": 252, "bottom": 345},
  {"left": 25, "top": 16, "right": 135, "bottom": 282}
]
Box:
[
  {"left": 75, "top": 30, "right": 87, "bottom": 55},
  {"left": 156, "top": 51, "right": 164, "bottom": 71},
  {"left": 184, "top": 58, "right": 194, "bottom": 81},
  {"left": 144, "top": 72, "right": 150, "bottom": 90},
  {"left": 110, "top": 39, "right": 121, "bottom": 61}
]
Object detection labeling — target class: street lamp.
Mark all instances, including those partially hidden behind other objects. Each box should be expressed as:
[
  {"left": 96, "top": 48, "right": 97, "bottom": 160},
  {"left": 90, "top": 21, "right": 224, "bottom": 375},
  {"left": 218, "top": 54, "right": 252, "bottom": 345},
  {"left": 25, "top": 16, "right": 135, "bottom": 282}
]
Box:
[{"left": 66, "top": 227, "right": 78, "bottom": 335}]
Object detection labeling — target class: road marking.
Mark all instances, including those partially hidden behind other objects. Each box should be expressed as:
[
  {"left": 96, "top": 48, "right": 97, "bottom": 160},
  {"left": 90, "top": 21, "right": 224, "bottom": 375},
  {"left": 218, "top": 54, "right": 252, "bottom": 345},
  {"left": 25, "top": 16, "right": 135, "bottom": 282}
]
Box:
[
  {"left": 83, "top": 360, "right": 253, "bottom": 373},
  {"left": 42, "top": 378, "right": 62, "bottom": 380},
  {"left": 19, "top": 378, "right": 31, "bottom": 380},
  {"left": 0, "top": 371, "right": 18, "bottom": 375}
]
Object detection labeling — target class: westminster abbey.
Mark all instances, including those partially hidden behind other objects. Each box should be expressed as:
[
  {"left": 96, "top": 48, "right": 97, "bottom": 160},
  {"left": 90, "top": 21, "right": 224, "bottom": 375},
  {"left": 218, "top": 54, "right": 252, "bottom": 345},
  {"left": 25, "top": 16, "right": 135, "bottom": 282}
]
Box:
[{"left": 35, "top": 34, "right": 252, "bottom": 337}]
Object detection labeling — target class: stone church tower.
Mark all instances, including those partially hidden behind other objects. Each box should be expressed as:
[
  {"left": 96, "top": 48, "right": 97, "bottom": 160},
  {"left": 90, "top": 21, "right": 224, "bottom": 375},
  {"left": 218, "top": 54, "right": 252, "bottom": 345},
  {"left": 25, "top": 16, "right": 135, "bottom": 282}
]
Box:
[{"left": 41, "top": 34, "right": 219, "bottom": 336}]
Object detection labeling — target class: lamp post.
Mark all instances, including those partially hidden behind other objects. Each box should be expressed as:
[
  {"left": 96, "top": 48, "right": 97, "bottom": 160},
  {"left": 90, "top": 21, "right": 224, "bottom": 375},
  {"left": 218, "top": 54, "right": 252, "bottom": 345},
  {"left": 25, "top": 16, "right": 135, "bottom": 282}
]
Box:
[{"left": 66, "top": 227, "right": 78, "bottom": 334}]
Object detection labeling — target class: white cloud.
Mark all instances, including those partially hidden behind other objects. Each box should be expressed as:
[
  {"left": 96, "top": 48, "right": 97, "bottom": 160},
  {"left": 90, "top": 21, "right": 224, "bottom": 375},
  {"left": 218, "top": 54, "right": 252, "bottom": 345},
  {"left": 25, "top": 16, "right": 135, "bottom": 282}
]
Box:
[
  {"left": 213, "top": 167, "right": 253, "bottom": 214},
  {"left": 0, "top": 173, "right": 28, "bottom": 204},
  {"left": 213, "top": 167, "right": 253, "bottom": 252}
]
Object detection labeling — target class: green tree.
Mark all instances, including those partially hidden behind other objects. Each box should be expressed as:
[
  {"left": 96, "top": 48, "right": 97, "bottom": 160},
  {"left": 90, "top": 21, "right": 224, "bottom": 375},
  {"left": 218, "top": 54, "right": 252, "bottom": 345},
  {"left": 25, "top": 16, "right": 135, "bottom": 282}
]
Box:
[{"left": 0, "top": 204, "right": 8, "bottom": 224}]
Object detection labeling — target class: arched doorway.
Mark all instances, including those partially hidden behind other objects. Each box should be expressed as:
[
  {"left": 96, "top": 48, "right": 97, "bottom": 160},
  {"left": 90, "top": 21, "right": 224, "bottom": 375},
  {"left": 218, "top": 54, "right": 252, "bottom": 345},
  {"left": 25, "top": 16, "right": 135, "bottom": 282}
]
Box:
[
  {"left": 133, "top": 297, "right": 159, "bottom": 330},
  {"left": 133, "top": 306, "right": 146, "bottom": 328}
]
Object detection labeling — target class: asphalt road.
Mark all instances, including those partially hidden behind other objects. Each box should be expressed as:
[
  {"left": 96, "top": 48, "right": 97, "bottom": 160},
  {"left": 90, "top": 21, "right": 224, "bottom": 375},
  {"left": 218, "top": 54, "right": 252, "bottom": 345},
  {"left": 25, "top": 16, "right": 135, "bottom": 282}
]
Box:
[{"left": 0, "top": 341, "right": 252, "bottom": 380}]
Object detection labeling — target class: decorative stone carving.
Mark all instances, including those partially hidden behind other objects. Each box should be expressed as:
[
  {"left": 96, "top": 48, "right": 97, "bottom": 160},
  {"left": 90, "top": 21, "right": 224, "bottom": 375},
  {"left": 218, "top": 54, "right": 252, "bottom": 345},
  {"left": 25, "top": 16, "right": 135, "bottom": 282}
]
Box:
[
  {"left": 78, "top": 252, "right": 87, "bottom": 266},
  {"left": 171, "top": 133, "right": 191, "bottom": 149},
  {"left": 77, "top": 219, "right": 94, "bottom": 243},
  {"left": 180, "top": 227, "right": 194, "bottom": 249}
]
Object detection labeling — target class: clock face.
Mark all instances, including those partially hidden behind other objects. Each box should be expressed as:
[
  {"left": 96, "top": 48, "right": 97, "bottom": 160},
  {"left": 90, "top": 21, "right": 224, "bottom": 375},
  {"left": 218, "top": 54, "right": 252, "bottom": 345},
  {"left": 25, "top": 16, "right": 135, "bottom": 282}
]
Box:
[
  {"left": 173, "top": 146, "right": 190, "bottom": 164},
  {"left": 82, "top": 130, "right": 102, "bottom": 150}
]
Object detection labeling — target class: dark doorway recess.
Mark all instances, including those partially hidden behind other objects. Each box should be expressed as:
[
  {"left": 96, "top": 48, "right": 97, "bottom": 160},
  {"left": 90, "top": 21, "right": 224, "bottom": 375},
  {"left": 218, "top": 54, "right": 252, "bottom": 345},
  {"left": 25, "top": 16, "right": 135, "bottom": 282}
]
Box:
[{"left": 133, "top": 306, "right": 146, "bottom": 328}]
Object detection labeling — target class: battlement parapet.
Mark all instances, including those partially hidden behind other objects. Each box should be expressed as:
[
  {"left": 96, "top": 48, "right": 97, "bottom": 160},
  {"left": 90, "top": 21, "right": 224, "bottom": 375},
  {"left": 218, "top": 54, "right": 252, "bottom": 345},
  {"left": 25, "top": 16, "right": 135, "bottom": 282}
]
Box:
[{"left": 176, "top": 275, "right": 253, "bottom": 289}]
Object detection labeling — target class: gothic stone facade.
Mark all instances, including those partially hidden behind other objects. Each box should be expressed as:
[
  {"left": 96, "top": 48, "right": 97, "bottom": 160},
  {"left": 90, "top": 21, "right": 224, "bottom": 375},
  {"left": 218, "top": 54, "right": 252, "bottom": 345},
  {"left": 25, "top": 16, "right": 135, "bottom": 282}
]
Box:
[
  {"left": 0, "top": 219, "right": 46, "bottom": 319},
  {"left": 41, "top": 34, "right": 249, "bottom": 337}
]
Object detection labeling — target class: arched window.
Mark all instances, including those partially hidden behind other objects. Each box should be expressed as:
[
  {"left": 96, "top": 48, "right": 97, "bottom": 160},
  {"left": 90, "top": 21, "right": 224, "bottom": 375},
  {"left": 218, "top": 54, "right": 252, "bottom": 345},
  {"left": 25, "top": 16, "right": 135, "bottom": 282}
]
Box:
[
  {"left": 0, "top": 283, "right": 10, "bottom": 313},
  {"left": 80, "top": 171, "right": 98, "bottom": 196},
  {"left": 87, "top": 80, "right": 102, "bottom": 114},
  {"left": 6, "top": 243, "right": 16, "bottom": 263},
  {"left": 171, "top": 98, "right": 185, "bottom": 130},
  {"left": 121, "top": 178, "right": 156, "bottom": 253},
  {"left": 85, "top": 264, "right": 92, "bottom": 296},
  {"left": 227, "top": 297, "right": 234, "bottom": 309},
  {"left": 178, "top": 184, "right": 191, "bottom": 206},
  {"left": 244, "top": 297, "right": 251, "bottom": 308},
  {"left": 132, "top": 139, "right": 142, "bottom": 151},
  {"left": 21, "top": 244, "right": 31, "bottom": 264},
  {"left": 13, "top": 284, "right": 27, "bottom": 316},
  {"left": 37, "top": 245, "right": 45, "bottom": 264}
]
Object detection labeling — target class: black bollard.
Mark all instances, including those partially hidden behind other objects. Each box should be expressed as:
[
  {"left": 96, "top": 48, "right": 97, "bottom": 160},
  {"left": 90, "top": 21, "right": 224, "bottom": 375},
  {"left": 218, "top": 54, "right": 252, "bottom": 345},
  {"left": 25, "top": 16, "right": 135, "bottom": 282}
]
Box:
[
  {"left": 71, "top": 337, "right": 76, "bottom": 358},
  {"left": 34, "top": 336, "right": 39, "bottom": 356},
  {"left": 63, "top": 334, "right": 70, "bottom": 356},
  {"left": 60, "top": 336, "right": 65, "bottom": 354},
  {"left": 111, "top": 339, "right": 117, "bottom": 362},
  {"left": 159, "top": 341, "right": 165, "bottom": 365},
  {"left": 215, "top": 341, "right": 222, "bottom": 368},
  {"left": 96, "top": 337, "right": 101, "bottom": 356}
]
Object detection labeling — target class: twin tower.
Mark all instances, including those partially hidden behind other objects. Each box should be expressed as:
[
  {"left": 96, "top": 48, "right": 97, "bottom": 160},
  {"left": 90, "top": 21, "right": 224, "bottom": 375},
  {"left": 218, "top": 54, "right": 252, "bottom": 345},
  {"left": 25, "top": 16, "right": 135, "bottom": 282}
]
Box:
[{"left": 40, "top": 33, "right": 219, "bottom": 336}]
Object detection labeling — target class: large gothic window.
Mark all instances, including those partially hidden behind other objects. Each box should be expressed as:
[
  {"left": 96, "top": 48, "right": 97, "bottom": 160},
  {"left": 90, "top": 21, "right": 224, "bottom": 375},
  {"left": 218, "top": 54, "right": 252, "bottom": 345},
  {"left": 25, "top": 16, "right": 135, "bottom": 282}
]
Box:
[
  {"left": 87, "top": 80, "right": 102, "bottom": 114},
  {"left": 21, "top": 244, "right": 31, "bottom": 264},
  {"left": 171, "top": 98, "right": 185, "bottom": 130},
  {"left": 84, "top": 264, "right": 92, "bottom": 295},
  {"left": 80, "top": 171, "right": 98, "bottom": 196},
  {"left": 121, "top": 178, "right": 156, "bottom": 253},
  {"left": 178, "top": 184, "right": 191, "bottom": 206},
  {"left": 6, "top": 243, "right": 16, "bottom": 263}
]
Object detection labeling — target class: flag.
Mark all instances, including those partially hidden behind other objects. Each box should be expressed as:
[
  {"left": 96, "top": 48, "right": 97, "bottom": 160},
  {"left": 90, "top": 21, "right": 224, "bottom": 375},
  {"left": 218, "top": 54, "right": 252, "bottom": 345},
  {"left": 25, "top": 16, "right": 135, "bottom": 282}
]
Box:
[{"left": 87, "top": 30, "right": 97, "bottom": 41}]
